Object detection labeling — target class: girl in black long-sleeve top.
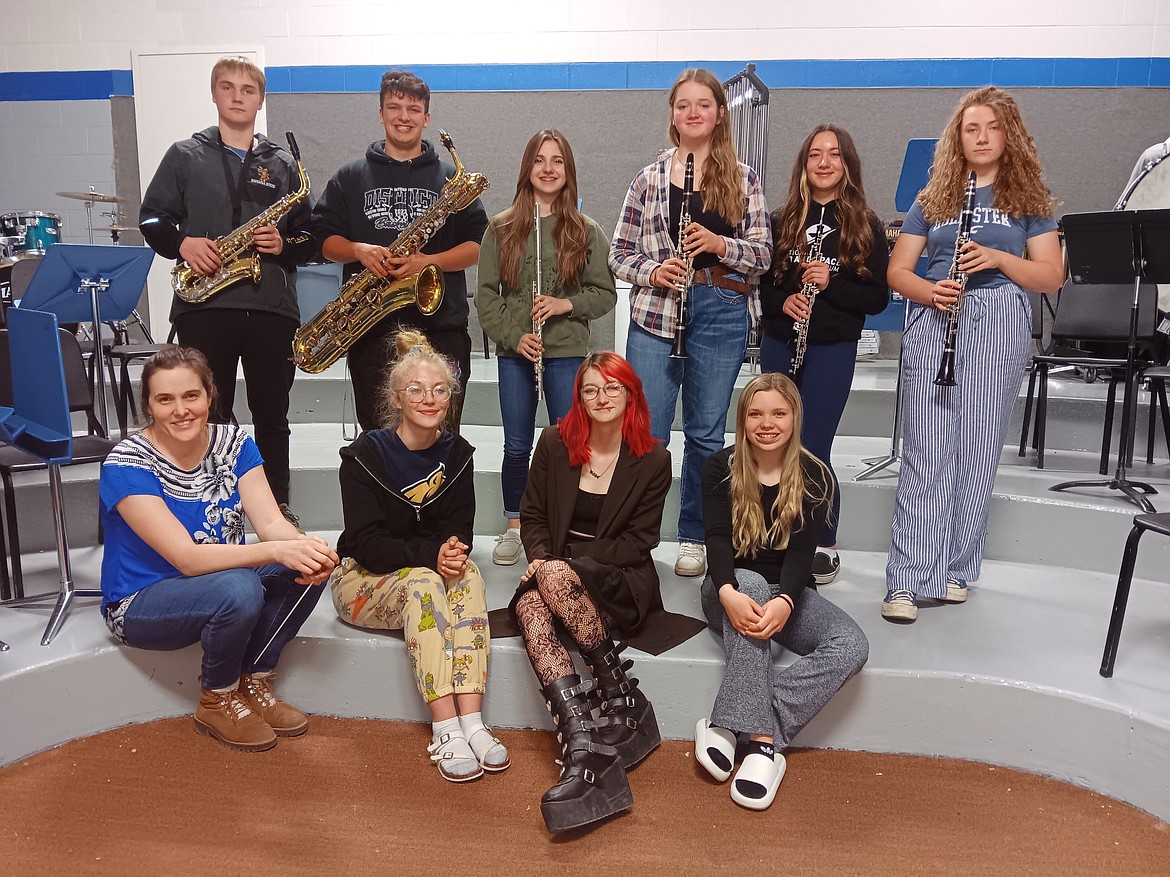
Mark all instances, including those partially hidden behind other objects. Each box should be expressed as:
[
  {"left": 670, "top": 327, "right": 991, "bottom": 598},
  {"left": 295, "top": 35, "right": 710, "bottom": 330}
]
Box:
[
  {"left": 695, "top": 373, "right": 868, "bottom": 811},
  {"left": 759, "top": 125, "right": 889, "bottom": 584}
]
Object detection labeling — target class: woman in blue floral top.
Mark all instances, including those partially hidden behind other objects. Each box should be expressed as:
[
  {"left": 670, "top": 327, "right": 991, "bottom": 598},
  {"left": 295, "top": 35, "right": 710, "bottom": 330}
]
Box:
[{"left": 99, "top": 346, "right": 338, "bottom": 752}]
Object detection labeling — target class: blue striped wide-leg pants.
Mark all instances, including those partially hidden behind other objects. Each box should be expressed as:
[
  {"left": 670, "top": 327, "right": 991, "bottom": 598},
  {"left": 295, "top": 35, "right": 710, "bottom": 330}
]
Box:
[{"left": 885, "top": 284, "right": 1031, "bottom": 600}]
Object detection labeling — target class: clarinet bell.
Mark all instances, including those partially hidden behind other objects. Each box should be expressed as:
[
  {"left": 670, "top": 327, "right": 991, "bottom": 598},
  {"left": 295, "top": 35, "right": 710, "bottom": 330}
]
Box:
[{"left": 934, "top": 352, "right": 957, "bottom": 386}]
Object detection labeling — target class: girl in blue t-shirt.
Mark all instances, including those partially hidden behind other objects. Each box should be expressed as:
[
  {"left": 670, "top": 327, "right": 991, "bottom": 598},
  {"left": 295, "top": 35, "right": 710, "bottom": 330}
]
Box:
[
  {"left": 99, "top": 346, "right": 339, "bottom": 750},
  {"left": 882, "top": 86, "right": 1064, "bottom": 624}
]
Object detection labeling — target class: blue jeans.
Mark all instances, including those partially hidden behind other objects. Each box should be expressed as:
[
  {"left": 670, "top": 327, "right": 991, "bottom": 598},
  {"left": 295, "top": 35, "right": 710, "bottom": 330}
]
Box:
[
  {"left": 760, "top": 334, "right": 858, "bottom": 546},
  {"left": 626, "top": 283, "right": 749, "bottom": 543},
  {"left": 498, "top": 354, "right": 584, "bottom": 519},
  {"left": 119, "top": 564, "right": 323, "bottom": 690}
]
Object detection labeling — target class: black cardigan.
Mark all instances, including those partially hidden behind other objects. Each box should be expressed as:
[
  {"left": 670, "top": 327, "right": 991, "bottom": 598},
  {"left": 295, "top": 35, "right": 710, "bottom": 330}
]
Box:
[{"left": 336, "top": 429, "right": 475, "bottom": 573}]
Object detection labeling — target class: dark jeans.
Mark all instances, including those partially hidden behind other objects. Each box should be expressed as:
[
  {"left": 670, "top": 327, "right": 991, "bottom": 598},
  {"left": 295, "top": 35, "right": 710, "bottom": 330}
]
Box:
[
  {"left": 348, "top": 323, "right": 472, "bottom": 433},
  {"left": 119, "top": 564, "right": 323, "bottom": 690},
  {"left": 760, "top": 334, "right": 858, "bottom": 546},
  {"left": 173, "top": 309, "right": 298, "bottom": 505},
  {"left": 497, "top": 354, "right": 583, "bottom": 519}
]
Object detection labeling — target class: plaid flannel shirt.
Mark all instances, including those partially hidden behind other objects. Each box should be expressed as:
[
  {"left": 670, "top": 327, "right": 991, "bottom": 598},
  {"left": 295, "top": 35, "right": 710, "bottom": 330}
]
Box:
[{"left": 609, "top": 150, "right": 773, "bottom": 339}]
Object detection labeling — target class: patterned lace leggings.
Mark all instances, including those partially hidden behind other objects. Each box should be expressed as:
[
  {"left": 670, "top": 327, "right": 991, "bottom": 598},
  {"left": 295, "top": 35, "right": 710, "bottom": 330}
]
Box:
[{"left": 514, "top": 559, "right": 609, "bottom": 687}]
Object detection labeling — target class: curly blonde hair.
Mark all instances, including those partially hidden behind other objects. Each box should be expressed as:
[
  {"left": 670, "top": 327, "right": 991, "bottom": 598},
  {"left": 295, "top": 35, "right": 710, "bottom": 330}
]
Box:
[
  {"left": 667, "top": 69, "right": 745, "bottom": 226},
  {"left": 379, "top": 330, "right": 461, "bottom": 429},
  {"left": 728, "top": 374, "right": 832, "bottom": 556},
  {"left": 918, "top": 86, "right": 1056, "bottom": 224}
]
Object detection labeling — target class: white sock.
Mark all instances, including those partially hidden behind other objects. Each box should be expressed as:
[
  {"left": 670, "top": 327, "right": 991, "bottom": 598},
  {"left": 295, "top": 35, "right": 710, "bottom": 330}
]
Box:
[
  {"left": 430, "top": 717, "right": 479, "bottom": 777},
  {"left": 459, "top": 712, "right": 508, "bottom": 767}
]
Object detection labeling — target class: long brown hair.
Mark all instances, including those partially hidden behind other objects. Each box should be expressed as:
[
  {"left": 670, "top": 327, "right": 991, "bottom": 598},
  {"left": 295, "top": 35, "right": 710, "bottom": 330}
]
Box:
[
  {"left": 492, "top": 130, "right": 589, "bottom": 290},
  {"left": 668, "top": 69, "right": 744, "bottom": 226},
  {"left": 918, "top": 86, "right": 1056, "bottom": 224},
  {"left": 728, "top": 373, "right": 832, "bottom": 556},
  {"left": 772, "top": 124, "right": 877, "bottom": 279}
]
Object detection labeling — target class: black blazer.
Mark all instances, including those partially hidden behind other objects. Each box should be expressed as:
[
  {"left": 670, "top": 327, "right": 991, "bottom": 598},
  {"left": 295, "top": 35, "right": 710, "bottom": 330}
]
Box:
[{"left": 514, "top": 426, "right": 704, "bottom": 655}]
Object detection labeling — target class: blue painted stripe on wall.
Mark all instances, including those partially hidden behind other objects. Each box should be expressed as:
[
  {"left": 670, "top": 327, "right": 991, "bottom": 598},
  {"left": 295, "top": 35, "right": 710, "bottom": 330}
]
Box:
[{"left": 3, "top": 58, "right": 1170, "bottom": 101}]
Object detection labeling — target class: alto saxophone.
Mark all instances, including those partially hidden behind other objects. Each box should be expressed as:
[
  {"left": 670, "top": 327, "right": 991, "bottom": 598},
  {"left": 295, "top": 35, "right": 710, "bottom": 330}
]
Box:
[
  {"left": 791, "top": 203, "right": 828, "bottom": 375},
  {"left": 292, "top": 130, "right": 489, "bottom": 374},
  {"left": 172, "top": 132, "right": 310, "bottom": 303},
  {"left": 934, "top": 171, "right": 979, "bottom": 387},
  {"left": 532, "top": 199, "right": 544, "bottom": 401}
]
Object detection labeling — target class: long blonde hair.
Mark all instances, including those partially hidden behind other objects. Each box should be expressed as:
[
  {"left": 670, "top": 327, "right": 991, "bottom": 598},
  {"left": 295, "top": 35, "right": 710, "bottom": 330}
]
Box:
[
  {"left": 729, "top": 374, "right": 832, "bottom": 556},
  {"left": 918, "top": 86, "right": 1056, "bottom": 224},
  {"left": 668, "top": 69, "right": 745, "bottom": 226}
]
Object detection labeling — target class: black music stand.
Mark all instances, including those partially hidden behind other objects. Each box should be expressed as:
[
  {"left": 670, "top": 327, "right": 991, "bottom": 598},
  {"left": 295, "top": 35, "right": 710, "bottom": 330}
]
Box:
[
  {"left": 1051, "top": 209, "right": 1170, "bottom": 512},
  {"left": 19, "top": 243, "right": 154, "bottom": 437}
]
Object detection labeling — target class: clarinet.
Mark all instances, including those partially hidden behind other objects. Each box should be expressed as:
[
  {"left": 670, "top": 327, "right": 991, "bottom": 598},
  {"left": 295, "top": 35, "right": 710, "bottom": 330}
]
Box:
[
  {"left": 532, "top": 199, "right": 545, "bottom": 401},
  {"left": 934, "top": 171, "right": 979, "bottom": 387},
  {"left": 791, "top": 203, "right": 828, "bottom": 375},
  {"left": 669, "top": 153, "right": 695, "bottom": 360}
]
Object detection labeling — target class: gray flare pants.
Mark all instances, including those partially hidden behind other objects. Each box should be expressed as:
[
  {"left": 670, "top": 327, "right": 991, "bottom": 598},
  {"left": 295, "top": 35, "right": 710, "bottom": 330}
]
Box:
[{"left": 701, "top": 569, "right": 869, "bottom": 745}]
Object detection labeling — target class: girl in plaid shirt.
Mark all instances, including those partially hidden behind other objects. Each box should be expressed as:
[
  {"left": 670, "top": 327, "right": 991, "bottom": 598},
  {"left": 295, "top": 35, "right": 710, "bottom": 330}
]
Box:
[{"left": 609, "top": 68, "right": 772, "bottom": 578}]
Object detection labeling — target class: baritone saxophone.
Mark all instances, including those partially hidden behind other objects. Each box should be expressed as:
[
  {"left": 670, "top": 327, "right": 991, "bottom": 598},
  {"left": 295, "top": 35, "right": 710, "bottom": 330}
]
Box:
[{"left": 292, "top": 130, "right": 489, "bottom": 374}]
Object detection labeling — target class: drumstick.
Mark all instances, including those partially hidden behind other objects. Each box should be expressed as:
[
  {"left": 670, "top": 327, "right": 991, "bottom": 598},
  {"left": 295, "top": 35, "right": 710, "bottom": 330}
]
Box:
[{"left": 253, "top": 583, "right": 317, "bottom": 666}]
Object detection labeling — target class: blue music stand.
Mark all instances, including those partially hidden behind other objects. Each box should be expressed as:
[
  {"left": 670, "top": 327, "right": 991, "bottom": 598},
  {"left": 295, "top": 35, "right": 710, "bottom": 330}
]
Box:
[
  {"left": 19, "top": 243, "right": 154, "bottom": 437},
  {"left": 4, "top": 307, "right": 102, "bottom": 646},
  {"left": 855, "top": 138, "right": 938, "bottom": 482}
]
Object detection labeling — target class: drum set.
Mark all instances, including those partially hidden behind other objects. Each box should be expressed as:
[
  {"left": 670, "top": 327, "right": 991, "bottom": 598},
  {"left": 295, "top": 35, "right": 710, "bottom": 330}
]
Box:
[{"left": 0, "top": 188, "right": 140, "bottom": 317}]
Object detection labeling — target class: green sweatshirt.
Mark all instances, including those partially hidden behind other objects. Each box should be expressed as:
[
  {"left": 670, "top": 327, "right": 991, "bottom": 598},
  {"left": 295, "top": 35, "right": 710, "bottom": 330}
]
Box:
[{"left": 474, "top": 212, "right": 617, "bottom": 358}]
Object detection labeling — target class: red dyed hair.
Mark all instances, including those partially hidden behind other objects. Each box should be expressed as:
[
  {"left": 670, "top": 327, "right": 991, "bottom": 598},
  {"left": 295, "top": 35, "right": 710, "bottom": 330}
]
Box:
[{"left": 558, "top": 352, "right": 657, "bottom": 466}]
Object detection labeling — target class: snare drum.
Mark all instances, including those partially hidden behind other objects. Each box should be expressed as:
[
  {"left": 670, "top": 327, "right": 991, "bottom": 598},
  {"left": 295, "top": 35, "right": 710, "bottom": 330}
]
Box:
[{"left": 0, "top": 211, "right": 61, "bottom": 259}]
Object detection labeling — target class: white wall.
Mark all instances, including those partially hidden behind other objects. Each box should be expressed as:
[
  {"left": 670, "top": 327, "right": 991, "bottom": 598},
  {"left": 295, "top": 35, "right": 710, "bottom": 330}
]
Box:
[{"left": 0, "top": 0, "right": 1167, "bottom": 73}]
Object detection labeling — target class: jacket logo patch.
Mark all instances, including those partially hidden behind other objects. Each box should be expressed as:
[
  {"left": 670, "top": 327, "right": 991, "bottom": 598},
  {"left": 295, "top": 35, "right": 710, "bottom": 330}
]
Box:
[{"left": 250, "top": 166, "right": 276, "bottom": 189}]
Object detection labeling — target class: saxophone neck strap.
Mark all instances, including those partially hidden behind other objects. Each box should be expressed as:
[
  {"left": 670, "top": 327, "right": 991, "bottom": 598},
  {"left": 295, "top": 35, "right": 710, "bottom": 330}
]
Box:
[{"left": 217, "top": 130, "right": 254, "bottom": 229}]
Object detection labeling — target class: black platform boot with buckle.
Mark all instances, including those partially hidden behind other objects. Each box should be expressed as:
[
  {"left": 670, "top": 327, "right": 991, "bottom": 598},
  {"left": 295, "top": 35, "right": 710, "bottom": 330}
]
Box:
[
  {"left": 540, "top": 674, "right": 633, "bottom": 833},
  {"left": 582, "top": 638, "right": 661, "bottom": 769}
]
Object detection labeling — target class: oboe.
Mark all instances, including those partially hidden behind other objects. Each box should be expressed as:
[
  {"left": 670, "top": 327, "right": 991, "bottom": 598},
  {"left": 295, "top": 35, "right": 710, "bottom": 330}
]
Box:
[
  {"left": 669, "top": 153, "right": 695, "bottom": 360},
  {"left": 791, "top": 203, "right": 828, "bottom": 375},
  {"left": 934, "top": 171, "right": 978, "bottom": 387},
  {"left": 532, "top": 199, "right": 544, "bottom": 401}
]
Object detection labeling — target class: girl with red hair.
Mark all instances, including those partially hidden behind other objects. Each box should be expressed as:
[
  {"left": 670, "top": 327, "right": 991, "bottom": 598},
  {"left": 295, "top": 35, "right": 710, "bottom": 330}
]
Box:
[{"left": 511, "top": 351, "right": 703, "bottom": 833}]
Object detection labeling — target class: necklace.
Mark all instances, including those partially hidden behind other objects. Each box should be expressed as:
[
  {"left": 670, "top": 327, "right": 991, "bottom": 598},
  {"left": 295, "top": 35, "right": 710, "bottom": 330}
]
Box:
[{"left": 587, "top": 450, "right": 619, "bottom": 479}]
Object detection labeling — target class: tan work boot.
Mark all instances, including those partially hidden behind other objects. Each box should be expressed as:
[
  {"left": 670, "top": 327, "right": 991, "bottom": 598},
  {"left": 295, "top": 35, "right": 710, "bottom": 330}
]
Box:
[
  {"left": 239, "top": 672, "right": 309, "bottom": 737},
  {"left": 194, "top": 688, "right": 277, "bottom": 752}
]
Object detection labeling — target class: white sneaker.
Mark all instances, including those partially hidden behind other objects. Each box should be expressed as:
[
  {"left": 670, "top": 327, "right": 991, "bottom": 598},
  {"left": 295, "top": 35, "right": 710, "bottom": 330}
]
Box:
[
  {"left": 674, "top": 543, "right": 706, "bottom": 577},
  {"left": 492, "top": 529, "right": 523, "bottom": 566}
]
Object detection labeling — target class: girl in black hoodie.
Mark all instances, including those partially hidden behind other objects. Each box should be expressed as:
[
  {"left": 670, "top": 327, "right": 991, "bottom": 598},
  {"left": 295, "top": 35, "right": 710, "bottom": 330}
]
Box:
[{"left": 329, "top": 331, "right": 508, "bottom": 783}]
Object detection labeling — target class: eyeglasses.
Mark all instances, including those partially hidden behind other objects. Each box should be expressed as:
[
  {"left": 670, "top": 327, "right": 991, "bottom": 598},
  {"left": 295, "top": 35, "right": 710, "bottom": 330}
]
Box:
[
  {"left": 398, "top": 384, "right": 451, "bottom": 402},
  {"left": 580, "top": 381, "right": 626, "bottom": 401}
]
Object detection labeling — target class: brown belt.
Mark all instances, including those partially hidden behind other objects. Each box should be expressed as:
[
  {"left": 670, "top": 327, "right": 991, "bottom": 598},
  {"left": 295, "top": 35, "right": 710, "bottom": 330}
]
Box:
[{"left": 694, "top": 264, "right": 751, "bottom": 294}]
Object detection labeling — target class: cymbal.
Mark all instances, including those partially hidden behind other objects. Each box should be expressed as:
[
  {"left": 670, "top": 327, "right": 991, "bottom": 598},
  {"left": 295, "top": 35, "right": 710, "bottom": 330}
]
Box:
[
  {"left": 98, "top": 225, "right": 139, "bottom": 233},
  {"left": 56, "top": 190, "right": 123, "bottom": 203}
]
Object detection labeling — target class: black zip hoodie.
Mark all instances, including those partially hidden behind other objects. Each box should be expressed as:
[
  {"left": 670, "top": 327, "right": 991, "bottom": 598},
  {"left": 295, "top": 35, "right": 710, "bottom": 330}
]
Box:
[
  {"left": 139, "top": 126, "right": 313, "bottom": 323},
  {"left": 760, "top": 200, "right": 889, "bottom": 345},
  {"left": 311, "top": 139, "right": 489, "bottom": 336},
  {"left": 336, "top": 428, "right": 476, "bottom": 574}
]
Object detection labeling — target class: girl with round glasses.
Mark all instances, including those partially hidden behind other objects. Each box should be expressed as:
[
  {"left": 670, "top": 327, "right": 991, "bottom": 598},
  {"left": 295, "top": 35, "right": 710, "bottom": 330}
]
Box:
[
  {"left": 329, "top": 331, "right": 508, "bottom": 782},
  {"left": 475, "top": 129, "right": 617, "bottom": 569},
  {"left": 508, "top": 351, "right": 705, "bottom": 832}
]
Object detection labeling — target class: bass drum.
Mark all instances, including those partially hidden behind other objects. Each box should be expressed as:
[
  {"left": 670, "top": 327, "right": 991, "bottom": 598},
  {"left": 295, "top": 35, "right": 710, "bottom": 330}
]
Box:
[{"left": 1117, "top": 150, "right": 1170, "bottom": 311}]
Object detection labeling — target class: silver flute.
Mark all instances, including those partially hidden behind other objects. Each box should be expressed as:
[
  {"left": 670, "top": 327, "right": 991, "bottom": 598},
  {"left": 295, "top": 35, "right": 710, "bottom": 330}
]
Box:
[
  {"left": 791, "top": 202, "right": 828, "bottom": 374},
  {"left": 532, "top": 199, "right": 544, "bottom": 401}
]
